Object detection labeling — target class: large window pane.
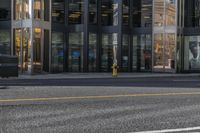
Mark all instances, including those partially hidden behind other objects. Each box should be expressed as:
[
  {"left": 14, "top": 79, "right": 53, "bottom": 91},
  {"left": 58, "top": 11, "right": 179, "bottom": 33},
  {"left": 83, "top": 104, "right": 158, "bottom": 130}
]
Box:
[
  {"left": 123, "top": 0, "right": 129, "bottom": 25},
  {"left": 0, "top": 0, "right": 11, "bottom": 20},
  {"left": 133, "top": 0, "right": 152, "bottom": 27},
  {"left": 0, "top": 31, "right": 10, "bottom": 55},
  {"left": 89, "top": 0, "right": 97, "bottom": 25},
  {"left": 68, "top": 0, "right": 84, "bottom": 24},
  {"left": 101, "top": 0, "right": 118, "bottom": 26},
  {"left": 69, "top": 32, "right": 83, "bottom": 72},
  {"left": 88, "top": 33, "right": 97, "bottom": 72},
  {"left": 101, "top": 33, "right": 117, "bottom": 72},
  {"left": 51, "top": 32, "right": 64, "bottom": 72},
  {"left": 52, "top": 0, "right": 64, "bottom": 23}
]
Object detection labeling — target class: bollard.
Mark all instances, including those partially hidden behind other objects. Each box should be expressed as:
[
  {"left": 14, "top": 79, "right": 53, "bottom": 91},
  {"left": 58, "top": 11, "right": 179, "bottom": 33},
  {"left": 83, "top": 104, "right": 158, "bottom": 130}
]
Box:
[{"left": 112, "top": 63, "right": 118, "bottom": 77}]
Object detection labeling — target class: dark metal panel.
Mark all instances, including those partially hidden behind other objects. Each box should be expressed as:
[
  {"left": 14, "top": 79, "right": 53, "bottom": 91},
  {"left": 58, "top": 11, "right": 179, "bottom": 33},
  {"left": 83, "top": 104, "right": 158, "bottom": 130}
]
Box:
[
  {"left": 0, "top": 21, "right": 11, "bottom": 29},
  {"left": 117, "top": 0, "right": 123, "bottom": 70},
  {"left": 83, "top": 0, "right": 89, "bottom": 72}
]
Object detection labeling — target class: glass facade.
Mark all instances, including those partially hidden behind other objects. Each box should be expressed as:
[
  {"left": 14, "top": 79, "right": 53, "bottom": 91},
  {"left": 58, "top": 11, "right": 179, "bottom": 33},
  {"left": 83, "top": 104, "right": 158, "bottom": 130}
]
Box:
[
  {"left": 3, "top": 0, "right": 200, "bottom": 74},
  {"left": 101, "top": 0, "right": 118, "bottom": 26}
]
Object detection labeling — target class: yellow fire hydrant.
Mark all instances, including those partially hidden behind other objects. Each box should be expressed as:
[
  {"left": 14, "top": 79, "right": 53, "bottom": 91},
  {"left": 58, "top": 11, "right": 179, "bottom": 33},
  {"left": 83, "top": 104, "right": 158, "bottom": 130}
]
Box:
[{"left": 112, "top": 63, "right": 118, "bottom": 77}]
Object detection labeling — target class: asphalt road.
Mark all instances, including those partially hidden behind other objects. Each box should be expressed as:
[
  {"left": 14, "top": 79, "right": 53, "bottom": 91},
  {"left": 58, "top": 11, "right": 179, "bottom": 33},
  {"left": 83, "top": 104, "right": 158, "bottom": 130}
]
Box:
[
  {"left": 0, "top": 76, "right": 199, "bottom": 87},
  {"left": 1, "top": 77, "right": 200, "bottom": 133}
]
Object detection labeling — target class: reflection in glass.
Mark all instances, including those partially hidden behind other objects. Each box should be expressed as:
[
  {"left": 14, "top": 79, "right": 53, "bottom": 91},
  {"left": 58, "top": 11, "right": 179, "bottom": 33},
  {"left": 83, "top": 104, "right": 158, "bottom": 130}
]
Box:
[
  {"left": 0, "top": 0, "right": 11, "bottom": 20},
  {"left": 154, "top": 34, "right": 164, "bottom": 69},
  {"left": 89, "top": 0, "right": 97, "bottom": 24},
  {"left": 154, "top": 0, "right": 164, "bottom": 27},
  {"left": 89, "top": 33, "right": 97, "bottom": 72},
  {"left": 133, "top": 0, "right": 152, "bottom": 27},
  {"left": 166, "top": 0, "right": 176, "bottom": 26},
  {"left": 69, "top": 32, "right": 83, "bottom": 72},
  {"left": 101, "top": 0, "right": 118, "bottom": 26},
  {"left": 15, "top": 0, "right": 30, "bottom": 20},
  {"left": 68, "top": 0, "right": 84, "bottom": 24},
  {"left": 123, "top": 0, "right": 129, "bottom": 25},
  {"left": 101, "top": 33, "right": 118, "bottom": 72},
  {"left": 52, "top": 0, "right": 64, "bottom": 23},
  {"left": 51, "top": 32, "right": 64, "bottom": 72}
]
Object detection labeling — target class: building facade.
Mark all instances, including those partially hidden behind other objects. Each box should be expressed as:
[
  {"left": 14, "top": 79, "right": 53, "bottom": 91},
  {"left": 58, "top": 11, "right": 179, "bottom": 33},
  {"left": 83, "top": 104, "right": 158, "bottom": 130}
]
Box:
[{"left": 0, "top": 0, "right": 199, "bottom": 74}]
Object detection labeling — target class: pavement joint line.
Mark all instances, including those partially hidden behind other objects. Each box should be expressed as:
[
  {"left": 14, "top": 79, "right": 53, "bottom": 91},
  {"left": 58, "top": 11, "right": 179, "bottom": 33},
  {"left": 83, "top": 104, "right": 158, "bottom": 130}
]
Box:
[
  {"left": 1, "top": 92, "right": 200, "bottom": 103},
  {"left": 131, "top": 126, "right": 200, "bottom": 133}
]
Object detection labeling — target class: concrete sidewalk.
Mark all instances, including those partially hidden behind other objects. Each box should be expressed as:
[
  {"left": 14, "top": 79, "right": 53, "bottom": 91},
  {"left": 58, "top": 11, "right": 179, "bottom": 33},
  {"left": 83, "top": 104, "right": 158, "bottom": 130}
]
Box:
[{"left": 15, "top": 72, "right": 200, "bottom": 79}]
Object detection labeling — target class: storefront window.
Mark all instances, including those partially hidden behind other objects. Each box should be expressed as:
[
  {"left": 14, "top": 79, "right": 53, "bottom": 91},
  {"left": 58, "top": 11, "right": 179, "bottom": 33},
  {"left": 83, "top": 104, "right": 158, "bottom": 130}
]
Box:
[
  {"left": 0, "top": 31, "right": 10, "bottom": 55},
  {"left": 88, "top": 33, "right": 97, "bottom": 72},
  {"left": 133, "top": 0, "right": 152, "bottom": 27},
  {"left": 0, "top": 0, "right": 11, "bottom": 20},
  {"left": 89, "top": 0, "right": 97, "bottom": 25},
  {"left": 122, "top": 34, "right": 129, "bottom": 71},
  {"left": 184, "top": 36, "right": 200, "bottom": 70},
  {"left": 123, "top": 0, "right": 129, "bottom": 25},
  {"left": 69, "top": 32, "right": 84, "bottom": 72},
  {"left": 51, "top": 32, "right": 64, "bottom": 72},
  {"left": 101, "top": 0, "right": 118, "bottom": 26},
  {"left": 52, "top": 0, "right": 64, "bottom": 23},
  {"left": 68, "top": 0, "right": 84, "bottom": 24},
  {"left": 101, "top": 33, "right": 118, "bottom": 72}
]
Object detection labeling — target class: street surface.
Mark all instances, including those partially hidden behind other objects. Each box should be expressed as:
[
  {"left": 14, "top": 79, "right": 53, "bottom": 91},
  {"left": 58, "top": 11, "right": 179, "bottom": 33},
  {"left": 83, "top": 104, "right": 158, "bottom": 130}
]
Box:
[{"left": 0, "top": 76, "right": 200, "bottom": 132}]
